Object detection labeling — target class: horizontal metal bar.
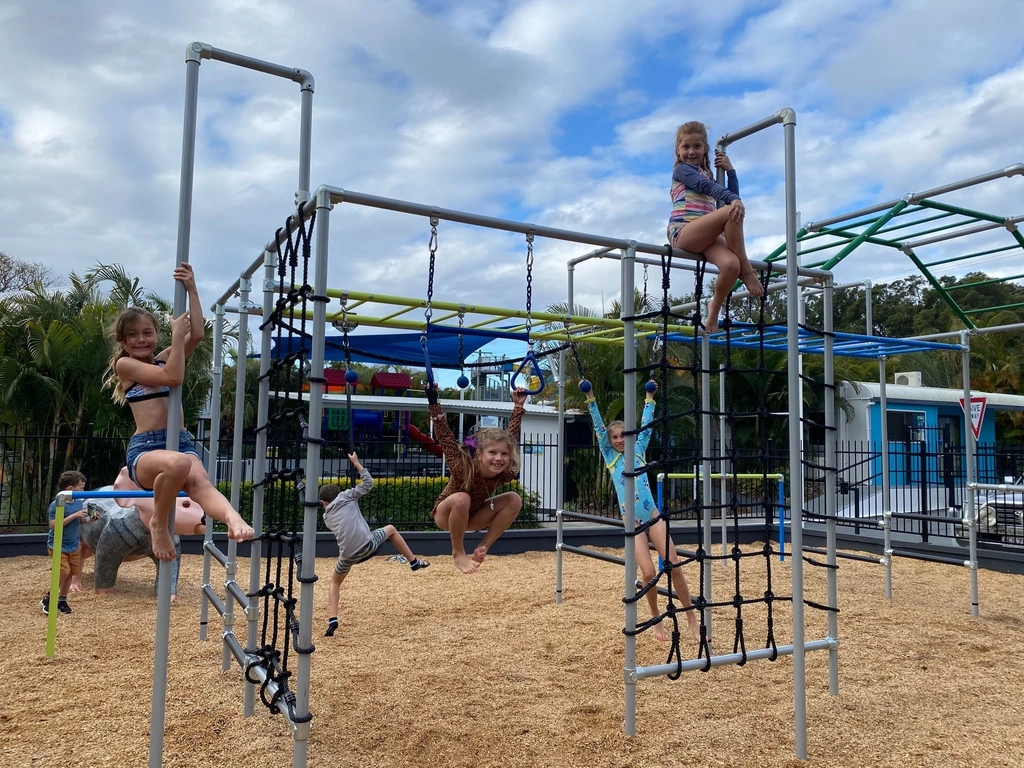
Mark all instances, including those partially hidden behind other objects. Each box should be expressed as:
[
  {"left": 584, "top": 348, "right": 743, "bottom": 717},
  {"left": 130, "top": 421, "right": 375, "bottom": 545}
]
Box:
[
  {"left": 888, "top": 548, "right": 970, "bottom": 567},
  {"left": 226, "top": 580, "right": 249, "bottom": 610},
  {"left": 322, "top": 186, "right": 820, "bottom": 279},
  {"left": 204, "top": 541, "right": 229, "bottom": 567},
  {"left": 660, "top": 473, "right": 784, "bottom": 480},
  {"left": 202, "top": 583, "right": 227, "bottom": 617},
  {"left": 715, "top": 108, "right": 793, "bottom": 151},
  {"left": 199, "top": 43, "right": 313, "bottom": 87},
  {"left": 902, "top": 214, "right": 1024, "bottom": 250},
  {"left": 805, "top": 164, "right": 1024, "bottom": 230},
  {"left": 635, "top": 637, "right": 835, "bottom": 680},
  {"left": 909, "top": 320, "right": 1024, "bottom": 341},
  {"left": 558, "top": 511, "right": 627, "bottom": 528},
  {"left": 969, "top": 482, "right": 1024, "bottom": 492},
  {"left": 803, "top": 547, "right": 883, "bottom": 565},
  {"left": 884, "top": 511, "right": 960, "bottom": 524}
]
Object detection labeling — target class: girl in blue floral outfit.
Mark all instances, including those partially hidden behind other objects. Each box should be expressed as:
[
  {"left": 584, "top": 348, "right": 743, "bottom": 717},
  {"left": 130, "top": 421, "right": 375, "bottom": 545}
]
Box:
[{"left": 586, "top": 382, "right": 699, "bottom": 642}]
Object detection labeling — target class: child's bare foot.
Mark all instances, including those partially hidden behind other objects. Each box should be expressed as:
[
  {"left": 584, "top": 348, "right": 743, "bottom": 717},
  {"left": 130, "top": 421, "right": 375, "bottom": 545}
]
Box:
[
  {"left": 149, "top": 521, "right": 177, "bottom": 561},
  {"left": 686, "top": 611, "right": 701, "bottom": 642},
  {"left": 226, "top": 513, "right": 254, "bottom": 542},
  {"left": 472, "top": 545, "right": 488, "bottom": 565},
  {"left": 70, "top": 578, "right": 83, "bottom": 593},
  {"left": 740, "top": 270, "right": 765, "bottom": 297},
  {"left": 652, "top": 621, "right": 669, "bottom": 642},
  {"left": 704, "top": 314, "right": 720, "bottom": 334},
  {"left": 452, "top": 553, "right": 480, "bottom": 574}
]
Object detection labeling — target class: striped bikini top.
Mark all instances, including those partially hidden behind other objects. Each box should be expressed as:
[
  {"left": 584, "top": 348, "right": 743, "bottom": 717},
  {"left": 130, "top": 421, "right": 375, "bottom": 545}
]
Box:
[{"left": 124, "top": 361, "right": 170, "bottom": 403}]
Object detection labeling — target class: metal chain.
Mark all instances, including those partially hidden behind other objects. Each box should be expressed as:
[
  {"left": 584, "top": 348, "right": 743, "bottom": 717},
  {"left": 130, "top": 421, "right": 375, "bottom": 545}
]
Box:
[
  {"left": 424, "top": 217, "right": 439, "bottom": 325},
  {"left": 340, "top": 297, "right": 351, "bottom": 366},
  {"left": 643, "top": 263, "right": 649, "bottom": 309},
  {"left": 524, "top": 233, "right": 535, "bottom": 338},
  {"left": 458, "top": 308, "right": 465, "bottom": 366}
]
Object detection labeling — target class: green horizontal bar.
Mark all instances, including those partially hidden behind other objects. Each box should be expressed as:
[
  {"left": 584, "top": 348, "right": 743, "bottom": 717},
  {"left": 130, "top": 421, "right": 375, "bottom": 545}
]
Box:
[
  {"left": 953, "top": 244, "right": 1020, "bottom": 261},
  {"left": 916, "top": 199, "right": 1007, "bottom": 225},
  {"left": 894, "top": 218, "right": 981, "bottom": 241},
  {"left": 963, "top": 300, "right": 1024, "bottom": 316},
  {"left": 873, "top": 211, "right": 956, "bottom": 236},
  {"left": 902, "top": 248, "right": 976, "bottom": 330},
  {"left": 923, "top": 248, "right": 1019, "bottom": 269},
  {"left": 945, "top": 273, "right": 1024, "bottom": 292}
]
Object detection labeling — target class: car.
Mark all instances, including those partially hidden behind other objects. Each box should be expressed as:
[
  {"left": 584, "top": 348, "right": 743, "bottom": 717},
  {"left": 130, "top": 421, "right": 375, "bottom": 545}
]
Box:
[{"left": 955, "top": 476, "right": 1024, "bottom": 549}]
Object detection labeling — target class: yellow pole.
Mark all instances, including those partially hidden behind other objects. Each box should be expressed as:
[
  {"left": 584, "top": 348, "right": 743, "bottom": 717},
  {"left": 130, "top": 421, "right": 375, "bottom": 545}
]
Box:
[{"left": 44, "top": 492, "right": 70, "bottom": 658}]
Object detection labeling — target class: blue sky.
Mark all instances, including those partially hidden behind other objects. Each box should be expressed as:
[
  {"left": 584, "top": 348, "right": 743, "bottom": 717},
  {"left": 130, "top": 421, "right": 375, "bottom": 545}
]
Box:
[{"left": 2, "top": 0, "right": 1024, "bottom": 375}]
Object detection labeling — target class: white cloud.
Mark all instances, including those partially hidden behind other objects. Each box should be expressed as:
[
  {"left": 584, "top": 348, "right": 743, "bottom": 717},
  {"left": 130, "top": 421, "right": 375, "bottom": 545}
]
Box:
[{"left": 0, "top": 0, "right": 1022, "bottom": 335}]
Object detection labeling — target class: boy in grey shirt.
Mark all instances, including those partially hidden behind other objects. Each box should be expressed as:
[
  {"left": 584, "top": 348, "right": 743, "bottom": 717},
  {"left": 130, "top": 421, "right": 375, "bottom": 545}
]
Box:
[{"left": 320, "top": 452, "right": 429, "bottom": 637}]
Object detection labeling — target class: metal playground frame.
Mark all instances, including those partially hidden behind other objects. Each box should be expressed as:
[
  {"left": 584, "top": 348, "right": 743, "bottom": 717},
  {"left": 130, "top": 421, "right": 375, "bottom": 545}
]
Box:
[{"left": 120, "top": 40, "right": 1022, "bottom": 768}]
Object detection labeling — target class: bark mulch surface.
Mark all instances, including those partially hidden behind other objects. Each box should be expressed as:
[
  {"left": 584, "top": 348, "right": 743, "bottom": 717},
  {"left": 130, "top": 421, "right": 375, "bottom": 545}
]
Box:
[{"left": 2, "top": 546, "right": 1022, "bottom": 767}]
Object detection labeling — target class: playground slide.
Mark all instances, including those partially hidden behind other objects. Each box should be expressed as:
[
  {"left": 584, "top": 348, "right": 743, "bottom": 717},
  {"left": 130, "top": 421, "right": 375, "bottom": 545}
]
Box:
[{"left": 406, "top": 424, "right": 444, "bottom": 457}]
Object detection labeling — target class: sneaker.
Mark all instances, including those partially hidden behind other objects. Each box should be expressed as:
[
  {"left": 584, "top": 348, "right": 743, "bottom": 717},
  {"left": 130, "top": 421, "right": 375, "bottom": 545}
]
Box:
[
  {"left": 410, "top": 558, "right": 430, "bottom": 572},
  {"left": 40, "top": 595, "right": 50, "bottom": 615},
  {"left": 325, "top": 619, "right": 338, "bottom": 637},
  {"left": 57, "top": 599, "right": 72, "bottom": 615}
]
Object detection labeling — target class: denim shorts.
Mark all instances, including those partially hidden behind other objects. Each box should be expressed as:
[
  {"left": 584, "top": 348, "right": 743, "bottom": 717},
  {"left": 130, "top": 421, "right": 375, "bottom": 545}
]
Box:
[{"left": 125, "top": 429, "right": 200, "bottom": 489}]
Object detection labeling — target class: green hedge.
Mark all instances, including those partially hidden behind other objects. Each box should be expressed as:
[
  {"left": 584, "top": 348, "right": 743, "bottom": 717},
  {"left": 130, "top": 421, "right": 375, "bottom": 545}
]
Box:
[{"left": 216, "top": 476, "right": 541, "bottom": 532}]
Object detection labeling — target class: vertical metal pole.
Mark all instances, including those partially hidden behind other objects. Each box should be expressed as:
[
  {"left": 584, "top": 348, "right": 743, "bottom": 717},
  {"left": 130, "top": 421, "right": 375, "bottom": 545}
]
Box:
[
  {"left": 246, "top": 250, "right": 276, "bottom": 717},
  {"left": 556, "top": 265, "right": 575, "bottom": 605},
  {"left": 223, "top": 280, "right": 250, "bottom": 671},
  {"left": 961, "top": 332, "right": 979, "bottom": 617},
  {"left": 719, "top": 364, "right": 728, "bottom": 560},
  {"left": 621, "top": 245, "right": 639, "bottom": 737},
  {"left": 200, "top": 304, "right": 226, "bottom": 641},
  {"left": 296, "top": 87, "right": 313, "bottom": 206},
  {"left": 781, "top": 114, "right": 808, "bottom": 761},
  {"left": 823, "top": 277, "right": 839, "bottom": 696},
  {"left": 864, "top": 280, "right": 874, "bottom": 336},
  {"left": 701, "top": 333, "right": 713, "bottom": 644},
  {"left": 150, "top": 48, "right": 201, "bottom": 768},
  {"left": 880, "top": 357, "right": 893, "bottom": 599},
  {"left": 292, "top": 189, "right": 331, "bottom": 768}
]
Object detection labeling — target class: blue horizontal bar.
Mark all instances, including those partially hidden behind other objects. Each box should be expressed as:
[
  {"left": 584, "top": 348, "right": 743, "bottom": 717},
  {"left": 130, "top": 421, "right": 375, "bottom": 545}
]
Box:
[
  {"left": 426, "top": 323, "right": 530, "bottom": 342},
  {"left": 63, "top": 490, "right": 188, "bottom": 500}
]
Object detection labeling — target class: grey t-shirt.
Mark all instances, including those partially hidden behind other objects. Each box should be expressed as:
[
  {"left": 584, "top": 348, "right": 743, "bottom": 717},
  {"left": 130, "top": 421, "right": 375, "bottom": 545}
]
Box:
[{"left": 322, "top": 468, "right": 374, "bottom": 560}]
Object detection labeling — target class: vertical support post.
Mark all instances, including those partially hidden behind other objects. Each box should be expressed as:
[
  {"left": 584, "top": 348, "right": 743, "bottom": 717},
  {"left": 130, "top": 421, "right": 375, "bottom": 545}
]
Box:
[
  {"left": 701, "top": 332, "right": 713, "bottom": 644},
  {"left": 961, "top": 331, "right": 979, "bottom": 617},
  {"left": 719, "top": 364, "right": 728, "bottom": 560},
  {"left": 780, "top": 114, "right": 808, "bottom": 761},
  {"left": 150, "top": 45, "right": 202, "bottom": 768},
  {"left": 292, "top": 188, "right": 332, "bottom": 768},
  {"left": 223, "top": 280, "right": 250, "bottom": 671},
  {"left": 823, "top": 276, "right": 840, "bottom": 696},
  {"left": 555, "top": 509, "right": 564, "bottom": 604},
  {"left": 44, "top": 492, "right": 71, "bottom": 658},
  {"left": 200, "top": 304, "right": 226, "bottom": 641},
  {"left": 879, "top": 356, "right": 892, "bottom": 599},
  {"left": 864, "top": 280, "right": 873, "bottom": 336},
  {"left": 621, "top": 244, "right": 638, "bottom": 737}
]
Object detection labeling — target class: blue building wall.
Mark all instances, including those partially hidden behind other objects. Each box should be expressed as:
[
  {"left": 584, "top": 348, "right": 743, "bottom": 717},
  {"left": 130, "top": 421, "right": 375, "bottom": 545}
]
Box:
[{"left": 866, "top": 400, "right": 996, "bottom": 485}]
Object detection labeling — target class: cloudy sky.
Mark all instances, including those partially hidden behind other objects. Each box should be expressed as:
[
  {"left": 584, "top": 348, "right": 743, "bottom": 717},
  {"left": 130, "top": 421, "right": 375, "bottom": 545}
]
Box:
[{"left": 3, "top": 0, "right": 1024, "bottom": 332}]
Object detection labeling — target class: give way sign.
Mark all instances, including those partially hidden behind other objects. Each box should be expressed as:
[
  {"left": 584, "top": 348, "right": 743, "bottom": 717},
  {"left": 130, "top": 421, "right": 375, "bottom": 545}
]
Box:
[{"left": 959, "top": 396, "right": 987, "bottom": 441}]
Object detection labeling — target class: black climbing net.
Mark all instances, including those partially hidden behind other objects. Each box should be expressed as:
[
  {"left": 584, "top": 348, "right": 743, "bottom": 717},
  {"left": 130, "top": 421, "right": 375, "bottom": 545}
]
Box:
[
  {"left": 244, "top": 205, "right": 321, "bottom": 724},
  {"left": 620, "top": 249, "right": 837, "bottom": 676}
]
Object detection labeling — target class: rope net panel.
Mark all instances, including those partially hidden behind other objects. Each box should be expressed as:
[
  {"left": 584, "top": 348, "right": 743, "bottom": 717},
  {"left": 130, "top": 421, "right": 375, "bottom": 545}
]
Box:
[
  {"left": 622, "top": 254, "right": 836, "bottom": 676},
  {"left": 245, "top": 208, "right": 319, "bottom": 723}
]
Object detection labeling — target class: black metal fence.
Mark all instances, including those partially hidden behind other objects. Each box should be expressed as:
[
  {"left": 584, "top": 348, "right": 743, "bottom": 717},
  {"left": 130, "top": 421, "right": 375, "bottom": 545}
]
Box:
[{"left": 4, "top": 424, "right": 1024, "bottom": 546}]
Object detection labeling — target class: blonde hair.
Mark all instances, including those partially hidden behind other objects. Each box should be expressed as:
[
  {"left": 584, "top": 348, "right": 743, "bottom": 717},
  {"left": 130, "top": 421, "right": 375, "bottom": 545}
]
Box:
[
  {"left": 674, "top": 121, "right": 712, "bottom": 175},
  {"left": 458, "top": 427, "right": 521, "bottom": 492},
  {"left": 104, "top": 307, "right": 160, "bottom": 404}
]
